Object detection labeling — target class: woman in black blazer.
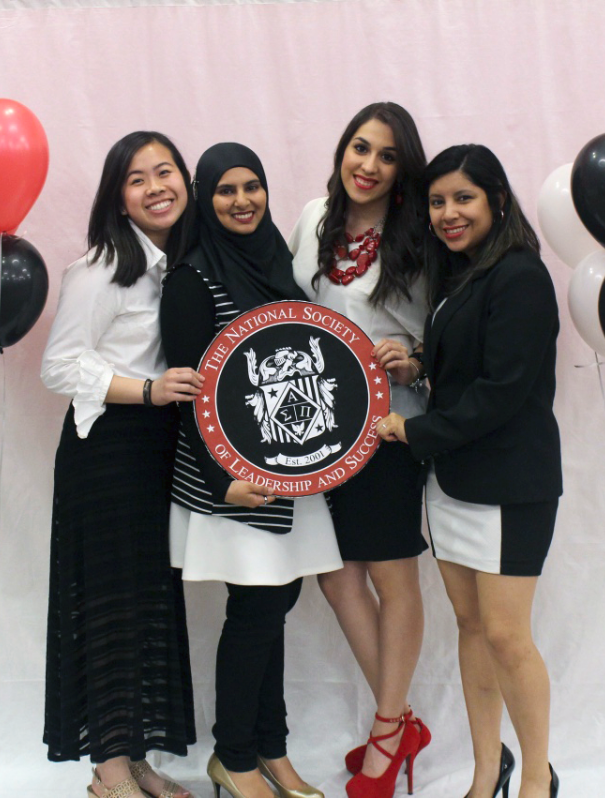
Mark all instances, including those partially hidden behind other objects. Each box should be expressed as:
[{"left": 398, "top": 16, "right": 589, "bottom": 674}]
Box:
[{"left": 377, "top": 145, "right": 561, "bottom": 798}]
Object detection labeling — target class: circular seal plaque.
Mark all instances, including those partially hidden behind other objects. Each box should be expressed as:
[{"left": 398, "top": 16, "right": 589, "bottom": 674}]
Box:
[{"left": 196, "top": 301, "right": 390, "bottom": 496}]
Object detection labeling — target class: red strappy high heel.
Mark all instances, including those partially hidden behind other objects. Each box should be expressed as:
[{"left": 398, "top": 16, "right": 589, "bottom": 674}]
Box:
[
  {"left": 345, "top": 710, "right": 421, "bottom": 798},
  {"left": 345, "top": 711, "right": 431, "bottom": 777}
]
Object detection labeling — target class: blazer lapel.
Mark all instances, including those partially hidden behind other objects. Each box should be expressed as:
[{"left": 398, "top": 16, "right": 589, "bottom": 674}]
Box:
[{"left": 426, "top": 279, "right": 475, "bottom": 371}]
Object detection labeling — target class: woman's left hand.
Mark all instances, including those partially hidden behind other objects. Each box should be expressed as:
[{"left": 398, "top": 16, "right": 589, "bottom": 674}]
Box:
[
  {"left": 376, "top": 413, "right": 408, "bottom": 443},
  {"left": 372, "top": 338, "right": 418, "bottom": 386}
]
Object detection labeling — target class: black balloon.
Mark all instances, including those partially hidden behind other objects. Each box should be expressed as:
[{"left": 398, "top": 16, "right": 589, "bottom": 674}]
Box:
[
  {"left": 571, "top": 134, "right": 605, "bottom": 247},
  {"left": 0, "top": 235, "right": 49, "bottom": 349}
]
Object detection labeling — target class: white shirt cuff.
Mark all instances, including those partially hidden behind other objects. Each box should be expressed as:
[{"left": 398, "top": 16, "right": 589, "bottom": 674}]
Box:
[{"left": 73, "top": 350, "right": 114, "bottom": 438}]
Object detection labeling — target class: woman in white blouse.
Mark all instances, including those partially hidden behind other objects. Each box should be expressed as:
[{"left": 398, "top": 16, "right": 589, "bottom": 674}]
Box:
[
  {"left": 41, "top": 132, "right": 202, "bottom": 798},
  {"left": 290, "top": 103, "right": 431, "bottom": 798}
]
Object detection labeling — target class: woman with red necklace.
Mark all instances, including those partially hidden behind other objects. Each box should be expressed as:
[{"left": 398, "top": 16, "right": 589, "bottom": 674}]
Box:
[{"left": 290, "top": 102, "right": 431, "bottom": 798}]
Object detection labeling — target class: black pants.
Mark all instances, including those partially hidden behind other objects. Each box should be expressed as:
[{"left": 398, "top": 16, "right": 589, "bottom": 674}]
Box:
[{"left": 213, "top": 578, "right": 303, "bottom": 771}]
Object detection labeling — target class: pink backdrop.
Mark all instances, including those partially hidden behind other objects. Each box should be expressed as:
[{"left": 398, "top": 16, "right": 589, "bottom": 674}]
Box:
[{"left": 1, "top": 2, "right": 604, "bottom": 796}]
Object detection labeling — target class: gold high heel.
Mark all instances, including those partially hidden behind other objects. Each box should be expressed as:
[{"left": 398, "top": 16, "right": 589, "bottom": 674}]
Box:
[
  {"left": 129, "top": 760, "right": 190, "bottom": 798},
  {"left": 257, "top": 756, "right": 324, "bottom": 798},
  {"left": 86, "top": 767, "right": 142, "bottom": 798},
  {"left": 207, "top": 753, "right": 247, "bottom": 798}
]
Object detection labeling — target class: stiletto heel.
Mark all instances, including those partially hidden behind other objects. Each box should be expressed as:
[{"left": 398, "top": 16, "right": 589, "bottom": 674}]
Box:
[
  {"left": 345, "top": 711, "right": 421, "bottom": 798},
  {"left": 549, "top": 764, "right": 559, "bottom": 797},
  {"left": 207, "top": 754, "right": 245, "bottom": 798},
  {"left": 463, "top": 744, "right": 515, "bottom": 798}
]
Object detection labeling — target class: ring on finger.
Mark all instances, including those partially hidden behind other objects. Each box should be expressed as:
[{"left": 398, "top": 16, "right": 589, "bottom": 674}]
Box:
[{"left": 263, "top": 495, "right": 268, "bottom": 506}]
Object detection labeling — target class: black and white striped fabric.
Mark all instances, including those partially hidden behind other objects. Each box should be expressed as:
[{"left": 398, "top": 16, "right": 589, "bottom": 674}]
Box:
[{"left": 170, "top": 277, "right": 295, "bottom": 533}]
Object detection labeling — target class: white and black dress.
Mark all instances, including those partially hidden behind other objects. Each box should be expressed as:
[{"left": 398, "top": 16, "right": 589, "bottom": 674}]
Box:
[{"left": 290, "top": 197, "right": 430, "bottom": 562}]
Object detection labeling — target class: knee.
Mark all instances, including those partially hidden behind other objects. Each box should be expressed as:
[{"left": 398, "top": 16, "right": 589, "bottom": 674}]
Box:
[
  {"left": 482, "top": 621, "right": 532, "bottom": 668},
  {"left": 317, "top": 570, "right": 366, "bottom": 610},
  {"left": 453, "top": 606, "right": 483, "bottom": 637}
]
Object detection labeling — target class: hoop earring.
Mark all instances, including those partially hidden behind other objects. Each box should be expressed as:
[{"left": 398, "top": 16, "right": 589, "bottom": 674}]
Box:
[
  {"left": 499, "top": 209, "right": 505, "bottom": 221},
  {"left": 428, "top": 222, "right": 437, "bottom": 237},
  {"left": 192, "top": 179, "right": 198, "bottom": 201}
]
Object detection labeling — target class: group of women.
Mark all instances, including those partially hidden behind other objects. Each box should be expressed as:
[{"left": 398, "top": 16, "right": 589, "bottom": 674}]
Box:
[{"left": 40, "top": 102, "right": 562, "bottom": 798}]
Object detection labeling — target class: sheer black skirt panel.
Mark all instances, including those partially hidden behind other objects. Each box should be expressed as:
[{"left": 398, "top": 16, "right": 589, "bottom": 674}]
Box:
[{"left": 44, "top": 403, "right": 196, "bottom": 762}]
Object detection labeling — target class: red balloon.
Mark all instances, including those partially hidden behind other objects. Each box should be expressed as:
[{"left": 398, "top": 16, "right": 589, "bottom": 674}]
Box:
[{"left": 0, "top": 99, "right": 49, "bottom": 233}]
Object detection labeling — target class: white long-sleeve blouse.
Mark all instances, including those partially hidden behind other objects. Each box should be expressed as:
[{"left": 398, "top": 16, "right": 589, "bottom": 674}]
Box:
[{"left": 41, "top": 225, "right": 168, "bottom": 438}]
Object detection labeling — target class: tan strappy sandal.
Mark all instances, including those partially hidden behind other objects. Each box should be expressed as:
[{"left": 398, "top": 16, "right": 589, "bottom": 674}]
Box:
[
  {"left": 129, "top": 760, "right": 190, "bottom": 798},
  {"left": 87, "top": 767, "right": 142, "bottom": 798}
]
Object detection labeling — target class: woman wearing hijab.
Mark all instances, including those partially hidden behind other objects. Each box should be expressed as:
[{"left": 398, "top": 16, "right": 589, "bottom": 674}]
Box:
[{"left": 160, "top": 143, "right": 342, "bottom": 798}]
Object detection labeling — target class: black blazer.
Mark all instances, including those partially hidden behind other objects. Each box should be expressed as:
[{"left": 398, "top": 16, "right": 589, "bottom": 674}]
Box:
[{"left": 405, "top": 248, "right": 563, "bottom": 505}]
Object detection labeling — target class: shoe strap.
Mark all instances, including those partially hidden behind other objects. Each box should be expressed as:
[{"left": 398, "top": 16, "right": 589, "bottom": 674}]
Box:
[
  {"left": 374, "top": 709, "right": 413, "bottom": 724},
  {"left": 129, "top": 760, "right": 152, "bottom": 782},
  {"left": 91, "top": 768, "right": 140, "bottom": 798}
]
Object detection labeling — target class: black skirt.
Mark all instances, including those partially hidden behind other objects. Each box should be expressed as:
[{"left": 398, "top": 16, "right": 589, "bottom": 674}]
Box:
[
  {"left": 44, "top": 403, "right": 196, "bottom": 763},
  {"left": 328, "top": 441, "right": 428, "bottom": 561}
]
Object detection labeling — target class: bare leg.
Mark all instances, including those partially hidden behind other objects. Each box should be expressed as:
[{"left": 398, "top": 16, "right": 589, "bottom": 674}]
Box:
[
  {"left": 318, "top": 562, "right": 380, "bottom": 697},
  {"left": 438, "top": 561, "right": 504, "bottom": 798},
  {"left": 476, "top": 573, "right": 552, "bottom": 798},
  {"left": 361, "top": 558, "right": 424, "bottom": 777},
  {"left": 93, "top": 757, "right": 146, "bottom": 797}
]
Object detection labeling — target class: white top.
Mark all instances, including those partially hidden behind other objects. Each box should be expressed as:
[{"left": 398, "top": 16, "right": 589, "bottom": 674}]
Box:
[
  {"left": 170, "top": 496, "right": 343, "bottom": 585},
  {"left": 289, "top": 197, "right": 429, "bottom": 418},
  {"left": 41, "top": 224, "right": 168, "bottom": 438}
]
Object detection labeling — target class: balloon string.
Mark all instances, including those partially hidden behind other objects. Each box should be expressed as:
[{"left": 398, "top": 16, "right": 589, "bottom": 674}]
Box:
[
  {"left": 574, "top": 351, "right": 605, "bottom": 408},
  {"left": 0, "top": 232, "right": 3, "bottom": 355}
]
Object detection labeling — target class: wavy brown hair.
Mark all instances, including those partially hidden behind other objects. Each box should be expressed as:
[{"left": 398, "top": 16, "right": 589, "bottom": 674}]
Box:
[{"left": 313, "top": 102, "right": 426, "bottom": 305}]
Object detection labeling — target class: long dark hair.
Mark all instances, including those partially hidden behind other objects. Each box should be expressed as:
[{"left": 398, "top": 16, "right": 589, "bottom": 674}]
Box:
[
  {"left": 88, "top": 131, "right": 196, "bottom": 287},
  {"left": 314, "top": 102, "right": 427, "bottom": 305},
  {"left": 424, "top": 144, "right": 540, "bottom": 307}
]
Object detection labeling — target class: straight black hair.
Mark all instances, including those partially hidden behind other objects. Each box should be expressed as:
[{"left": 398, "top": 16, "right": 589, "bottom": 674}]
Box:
[
  {"left": 314, "top": 102, "right": 427, "bottom": 305},
  {"left": 424, "top": 144, "right": 540, "bottom": 307},
  {"left": 88, "top": 131, "right": 196, "bottom": 287}
]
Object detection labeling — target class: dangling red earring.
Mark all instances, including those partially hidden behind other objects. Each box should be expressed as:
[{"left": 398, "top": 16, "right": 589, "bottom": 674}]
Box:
[{"left": 395, "top": 193, "right": 403, "bottom": 206}]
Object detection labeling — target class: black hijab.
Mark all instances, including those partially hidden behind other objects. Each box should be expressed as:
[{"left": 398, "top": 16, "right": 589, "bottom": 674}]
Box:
[{"left": 190, "top": 142, "right": 307, "bottom": 312}]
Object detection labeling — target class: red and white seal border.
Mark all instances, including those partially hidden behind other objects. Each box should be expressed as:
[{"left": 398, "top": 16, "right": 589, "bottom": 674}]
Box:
[{"left": 196, "top": 301, "right": 390, "bottom": 496}]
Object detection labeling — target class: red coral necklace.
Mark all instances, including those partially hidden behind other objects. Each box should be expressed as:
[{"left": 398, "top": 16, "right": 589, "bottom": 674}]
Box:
[{"left": 329, "top": 222, "right": 384, "bottom": 286}]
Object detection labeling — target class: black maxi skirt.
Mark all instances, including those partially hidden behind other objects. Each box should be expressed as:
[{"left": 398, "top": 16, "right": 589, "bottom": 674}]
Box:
[{"left": 44, "top": 403, "right": 196, "bottom": 763}]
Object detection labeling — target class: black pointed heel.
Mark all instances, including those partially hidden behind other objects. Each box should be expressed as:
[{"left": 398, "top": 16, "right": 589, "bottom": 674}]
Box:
[
  {"left": 549, "top": 764, "right": 559, "bottom": 797},
  {"left": 463, "top": 743, "right": 515, "bottom": 798}
]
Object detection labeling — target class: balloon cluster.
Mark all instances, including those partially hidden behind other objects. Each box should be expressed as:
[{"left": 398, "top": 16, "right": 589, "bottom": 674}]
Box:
[
  {"left": 538, "top": 135, "right": 605, "bottom": 355},
  {"left": 0, "top": 99, "right": 49, "bottom": 350}
]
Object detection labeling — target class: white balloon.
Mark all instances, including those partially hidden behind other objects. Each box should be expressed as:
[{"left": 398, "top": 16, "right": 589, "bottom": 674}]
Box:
[
  {"left": 568, "top": 250, "right": 605, "bottom": 356},
  {"left": 537, "top": 163, "right": 602, "bottom": 269}
]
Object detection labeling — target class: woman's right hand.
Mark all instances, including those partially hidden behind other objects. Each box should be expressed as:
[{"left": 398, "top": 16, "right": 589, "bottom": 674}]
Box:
[
  {"left": 150, "top": 367, "right": 204, "bottom": 405},
  {"left": 225, "top": 481, "right": 276, "bottom": 508}
]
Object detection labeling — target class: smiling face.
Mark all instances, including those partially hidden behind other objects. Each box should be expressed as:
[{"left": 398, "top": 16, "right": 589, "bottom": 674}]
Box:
[
  {"left": 340, "top": 118, "right": 398, "bottom": 217},
  {"left": 428, "top": 170, "right": 495, "bottom": 259},
  {"left": 121, "top": 141, "right": 188, "bottom": 250},
  {"left": 212, "top": 167, "right": 267, "bottom": 235}
]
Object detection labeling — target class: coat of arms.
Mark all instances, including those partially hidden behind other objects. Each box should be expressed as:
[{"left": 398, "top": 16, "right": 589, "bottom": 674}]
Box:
[{"left": 244, "top": 337, "right": 341, "bottom": 466}]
